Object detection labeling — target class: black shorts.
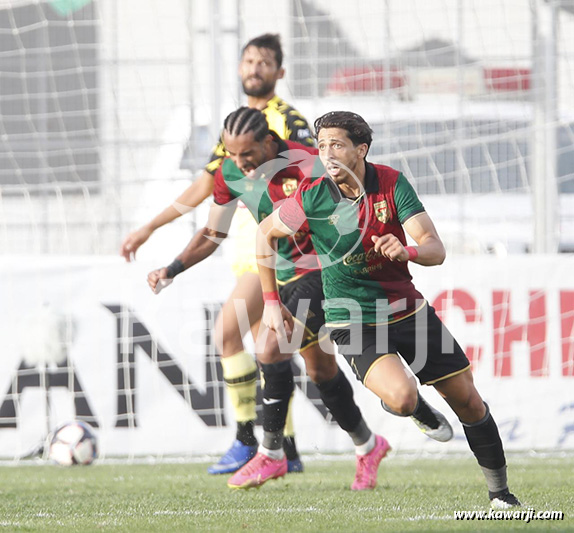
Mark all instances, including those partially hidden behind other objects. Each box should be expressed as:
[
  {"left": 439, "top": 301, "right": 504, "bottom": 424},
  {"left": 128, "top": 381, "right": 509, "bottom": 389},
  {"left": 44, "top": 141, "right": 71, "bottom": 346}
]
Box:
[
  {"left": 330, "top": 304, "right": 470, "bottom": 385},
  {"left": 279, "top": 270, "right": 326, "bottom": 351}
]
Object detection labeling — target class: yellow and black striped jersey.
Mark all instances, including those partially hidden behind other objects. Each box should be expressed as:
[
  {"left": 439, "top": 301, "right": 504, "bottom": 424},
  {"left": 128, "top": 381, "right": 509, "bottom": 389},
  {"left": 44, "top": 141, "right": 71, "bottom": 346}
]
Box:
[{"left": 205, "top": 95, "right": 314, "bottom": 175}]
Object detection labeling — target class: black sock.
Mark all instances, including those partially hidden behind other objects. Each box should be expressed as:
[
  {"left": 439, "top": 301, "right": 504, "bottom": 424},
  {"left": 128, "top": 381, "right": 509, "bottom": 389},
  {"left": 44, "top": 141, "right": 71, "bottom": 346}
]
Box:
[
  {"left": 262, "top": 430, "right": 284, "bottom": 451},
  {"left": 411, "top": 393, "right": 440, "bottom": 429},
  {"left": 260, "top": 360, "right": 294, "bottom": 435},
  {"left": 283, "top": 436, "right": 299, "bottom": 461},
  {"left": 236, "top": 421, "right": 257, "bottom": 447},
  {"left": 463, "top": 403, "right": 508, "bottom": 494},
  {"left": 316, "top": 367, "right": 363, "bottom": 432},
  {"left": 348, "top": 418, "right": 373, "bottom": 447},
  {"left": 462, "top": 404, "right": 506, "bottom": 470},
  {"left": 489, "top": 488, "right": 511, "bottom": 500}
]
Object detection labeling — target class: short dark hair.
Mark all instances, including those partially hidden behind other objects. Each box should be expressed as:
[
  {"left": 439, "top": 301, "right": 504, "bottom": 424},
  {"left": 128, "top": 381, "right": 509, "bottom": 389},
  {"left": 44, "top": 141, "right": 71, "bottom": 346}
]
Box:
[
  {"left": 314, "top": 111, "right": 373, "bottom": 151},
  {"left": 223, "top": 107, "right": 269, "bottom": 142},
  {"left": 242, "top": 33, "right": 283, "bottom": 68}
]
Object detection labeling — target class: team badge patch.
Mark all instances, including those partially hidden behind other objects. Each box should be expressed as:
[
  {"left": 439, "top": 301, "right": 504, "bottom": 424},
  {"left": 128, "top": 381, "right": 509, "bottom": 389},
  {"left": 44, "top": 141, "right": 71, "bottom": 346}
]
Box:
[
  {"left": 282, "top": 178, "right": 298, "bottom": 197},
  {"left": 328, "top": 214, "right": 340, "bottom": 225},
  {"left": 374, "top": 200, "right": 389, "bottom": 223}
]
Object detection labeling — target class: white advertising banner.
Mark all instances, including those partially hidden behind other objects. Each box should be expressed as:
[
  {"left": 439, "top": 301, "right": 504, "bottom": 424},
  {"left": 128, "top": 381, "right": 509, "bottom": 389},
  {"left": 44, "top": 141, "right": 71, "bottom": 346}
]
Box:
[{"left": 0, "top": 255, "right": 573, "bottom": 459}]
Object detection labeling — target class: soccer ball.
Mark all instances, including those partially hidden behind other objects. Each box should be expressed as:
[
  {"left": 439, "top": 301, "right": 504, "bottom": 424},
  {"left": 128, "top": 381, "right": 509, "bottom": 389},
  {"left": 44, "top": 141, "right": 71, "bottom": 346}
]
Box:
[{"left": 47, "top": 421, "right": 98, "bottom": 466}]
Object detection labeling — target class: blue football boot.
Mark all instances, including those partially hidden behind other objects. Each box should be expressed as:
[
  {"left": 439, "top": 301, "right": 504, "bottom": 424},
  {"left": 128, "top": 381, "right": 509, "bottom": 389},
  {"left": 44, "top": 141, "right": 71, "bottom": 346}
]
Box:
[
  {"left": 287, "top": 458, "right": 304, "bottom": 473},
  {"left": 283, "top": 436, "right": 304, "bottom": 473},
  {"left": 207, "top": 440, "right": 258, "bottom": 475}
]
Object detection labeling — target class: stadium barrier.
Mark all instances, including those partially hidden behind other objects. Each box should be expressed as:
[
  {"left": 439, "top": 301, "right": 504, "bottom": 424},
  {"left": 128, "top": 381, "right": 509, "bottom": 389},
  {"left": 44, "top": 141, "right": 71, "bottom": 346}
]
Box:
[{"left": 1, "top": 254, "right": 573, "bottom": 459}]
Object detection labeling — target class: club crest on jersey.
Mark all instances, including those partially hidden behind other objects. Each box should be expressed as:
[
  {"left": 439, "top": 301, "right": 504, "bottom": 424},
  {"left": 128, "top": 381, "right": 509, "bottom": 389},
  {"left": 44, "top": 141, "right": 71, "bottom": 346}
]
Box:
[
  {"left": 328, "top": 214, "right": 340, "bottom": 225},
  {"left": 282, "top": 178, "right": 298, "bottom": 197},
  {"left": 374, "top": 200, "right": 389, "bottom": 223}
]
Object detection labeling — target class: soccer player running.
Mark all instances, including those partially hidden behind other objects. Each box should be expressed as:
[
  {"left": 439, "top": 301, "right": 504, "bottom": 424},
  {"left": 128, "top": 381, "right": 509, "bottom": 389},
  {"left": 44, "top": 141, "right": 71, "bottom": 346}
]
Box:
[
  {"left": 257, "top": 111, "right": 521, "bottom": 509},
  {"left": 148, "top": 107, "right": 451, "bottom": 491},
  {"left": 121, "top": 34, "right": 314, "bottom": 474}
]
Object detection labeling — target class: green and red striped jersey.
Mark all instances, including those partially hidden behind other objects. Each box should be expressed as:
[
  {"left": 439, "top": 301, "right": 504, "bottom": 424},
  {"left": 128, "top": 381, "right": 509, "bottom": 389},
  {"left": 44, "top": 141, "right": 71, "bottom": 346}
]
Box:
[
  {"left": 279, "top": 162, "right": 426, "bottom": 325},
  {"left": 213, "top": 134, "right": 324, "bottom": 283}
]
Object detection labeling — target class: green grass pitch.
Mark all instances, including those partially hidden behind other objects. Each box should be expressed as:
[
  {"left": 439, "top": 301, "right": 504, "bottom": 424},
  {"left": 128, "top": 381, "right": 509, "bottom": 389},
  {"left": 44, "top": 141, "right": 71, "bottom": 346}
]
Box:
[{"left": 1, "top": 454, "right": 572, "bottom": 532}]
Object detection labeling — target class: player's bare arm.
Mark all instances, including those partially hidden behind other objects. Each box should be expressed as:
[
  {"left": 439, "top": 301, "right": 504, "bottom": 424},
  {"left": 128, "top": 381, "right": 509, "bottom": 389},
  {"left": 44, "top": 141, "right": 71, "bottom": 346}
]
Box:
[
  {"left": 121, "top": 170, "right": 215, "bottom": 261},
  {"left": 256, "top": 210, "right": 296, "bottom": 337},
  {"left": 147, "top": 202, "right": 235, "bottom": 294},
  {"left": 371, "top": 212, "right": 446, "bottom": 266}
]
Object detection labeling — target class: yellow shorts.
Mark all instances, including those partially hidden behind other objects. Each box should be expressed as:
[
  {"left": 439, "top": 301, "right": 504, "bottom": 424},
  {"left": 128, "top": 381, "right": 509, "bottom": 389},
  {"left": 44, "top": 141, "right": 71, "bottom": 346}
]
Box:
[{"left": 230, "top": 204, "right": 258, "bottom": 278}]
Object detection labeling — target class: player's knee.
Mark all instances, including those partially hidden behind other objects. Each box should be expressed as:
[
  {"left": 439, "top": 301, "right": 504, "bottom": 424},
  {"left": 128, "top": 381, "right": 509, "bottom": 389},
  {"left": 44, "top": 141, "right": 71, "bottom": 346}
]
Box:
[
  {"left": 462, "top": 393, "right": 487, "bottom": 421},
  {"left": 306, "top": 364, "right": 337, "bottom": 384},
  {"left": 384, "top": 390, "right": 418, "bottom": 416},
  {"left": 302, "top": 350, "right": 338, "bottom": 383}
]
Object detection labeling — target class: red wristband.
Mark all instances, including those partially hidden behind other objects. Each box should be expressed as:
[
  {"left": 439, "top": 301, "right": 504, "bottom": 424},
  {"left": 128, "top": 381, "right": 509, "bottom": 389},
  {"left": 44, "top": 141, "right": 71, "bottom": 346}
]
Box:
[
  {"left": 405, "top": 246, "right": 419, "bottom": 261},
  {"left": 263, "top": 290, "right": 281, "bottom": 304}
]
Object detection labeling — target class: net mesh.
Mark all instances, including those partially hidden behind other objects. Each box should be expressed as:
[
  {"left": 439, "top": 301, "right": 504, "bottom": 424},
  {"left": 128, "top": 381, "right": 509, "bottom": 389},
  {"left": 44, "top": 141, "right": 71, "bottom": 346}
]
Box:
[{"left": 0, "top": 0, "right": 573, "bottom": 460}]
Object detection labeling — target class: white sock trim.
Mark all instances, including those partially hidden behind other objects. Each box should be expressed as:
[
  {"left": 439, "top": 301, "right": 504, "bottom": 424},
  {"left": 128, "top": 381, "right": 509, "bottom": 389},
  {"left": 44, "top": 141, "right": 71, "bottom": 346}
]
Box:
[
  {"left": 355, "top": 433, "right": 376, "bottom": 456},
  {"left": 259, "top": 445, "right": 285, "bottom": 460}
]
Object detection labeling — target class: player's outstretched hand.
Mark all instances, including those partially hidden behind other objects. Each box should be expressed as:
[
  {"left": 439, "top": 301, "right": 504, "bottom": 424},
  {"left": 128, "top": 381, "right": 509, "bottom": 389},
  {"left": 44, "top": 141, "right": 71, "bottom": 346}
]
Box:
[
  {"left": 120, "top": 226, "right": 153, "bottom": 262},
  {"left": 147, "top": 267, "right": 173, "bottom": 294},
  {"left": 262, "top": 302, "right": 294, "bottom": 340},
  {"left": 371, "top": 234, "right": 408, "bottom": 262}
]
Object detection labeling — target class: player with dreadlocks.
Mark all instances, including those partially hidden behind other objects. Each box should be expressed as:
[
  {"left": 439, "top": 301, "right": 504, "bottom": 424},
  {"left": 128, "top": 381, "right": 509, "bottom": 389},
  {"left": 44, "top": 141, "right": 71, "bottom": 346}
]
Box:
[
  {"left": 148, "top": 107, "right": 453, "bottom": 490},
  {"left": 122, "top": 34, "right": 313, "bottom": 475}
]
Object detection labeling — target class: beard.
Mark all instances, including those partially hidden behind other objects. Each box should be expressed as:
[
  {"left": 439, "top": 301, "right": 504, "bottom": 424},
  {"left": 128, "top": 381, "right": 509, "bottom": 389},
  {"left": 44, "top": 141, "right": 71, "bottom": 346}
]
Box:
[{"left": 242, "top": 78, "right": 275, "bottom": 97}]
